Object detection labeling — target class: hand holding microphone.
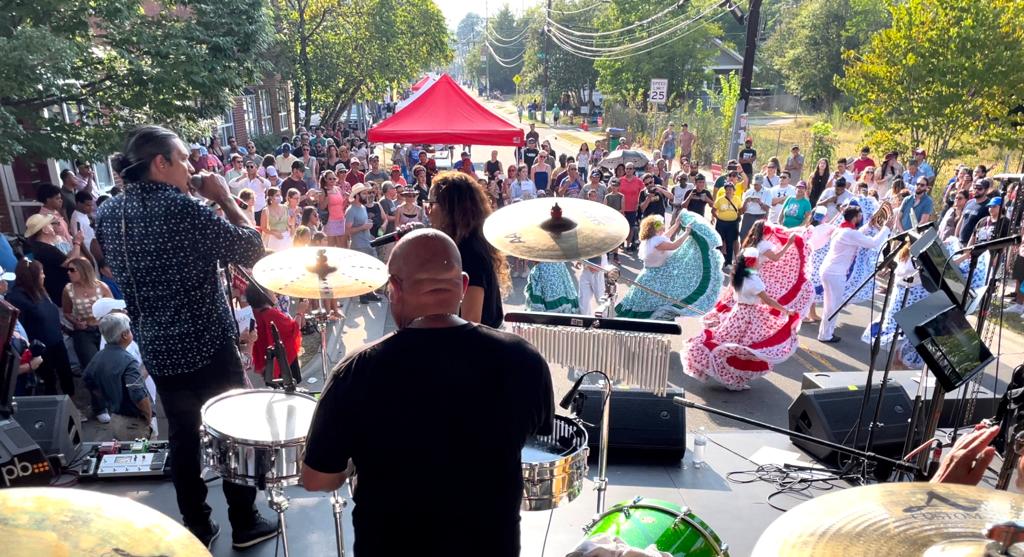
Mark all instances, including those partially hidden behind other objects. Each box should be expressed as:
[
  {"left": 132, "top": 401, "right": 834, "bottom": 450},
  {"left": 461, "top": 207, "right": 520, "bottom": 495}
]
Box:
[{"left": 370, "top": 222, "right": 427, "bottom": 247}]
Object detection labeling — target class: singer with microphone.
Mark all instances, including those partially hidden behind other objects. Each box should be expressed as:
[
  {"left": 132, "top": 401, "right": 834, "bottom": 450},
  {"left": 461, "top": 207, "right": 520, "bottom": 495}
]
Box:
[
  {"left": 303, "top": 228, "right": 553, "bottom": 556},
  {"left": 95, "top": 125, "right": 279, "bottom": 549}
]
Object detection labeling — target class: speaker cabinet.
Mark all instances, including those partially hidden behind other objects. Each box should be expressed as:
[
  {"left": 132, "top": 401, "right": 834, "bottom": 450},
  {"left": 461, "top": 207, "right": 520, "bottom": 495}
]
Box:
[
  {"left": 788, "top": 384, "right": 911, "bottom": 464},
  {"left": 12, "top": 395, "right": 83, "bottom": 464},
  {"left": 576, "top": 385, "right": 686, "bottom": 460}
]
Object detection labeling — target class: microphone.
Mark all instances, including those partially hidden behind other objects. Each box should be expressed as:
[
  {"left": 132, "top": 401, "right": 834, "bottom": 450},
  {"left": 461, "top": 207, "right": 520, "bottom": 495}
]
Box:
[
  {"left": 370, "top": 222, "right": 427, "bottom": 247},
  {"left": 560, "top": 374, "right": 589, "bottom": 410}
]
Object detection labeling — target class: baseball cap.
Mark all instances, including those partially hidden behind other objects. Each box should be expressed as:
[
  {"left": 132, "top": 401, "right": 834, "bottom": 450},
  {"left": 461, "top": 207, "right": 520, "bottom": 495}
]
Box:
[
  {"left": 590, "top": 169, "right": 602, "bottom": 177},
  {"left": 92, "top": 298, "right": 127, "bottom": 320},
  {"left": 281, "top": 143, "right": 293, "bottom": 151},
  {"left": 987, "top": 197, "right": 1003, "bottom": 207},
  {"left": 390, "top": 165, "right": 401, "bottom": 172},
  {"left": 265, "top": 166, "right": 278, "bottom": 177},
  {"left": 189, "top": 143, "right": 202, "bottom": 151},
  {"left": 0, "top": 266, "right": 13, "bottom": 281}
]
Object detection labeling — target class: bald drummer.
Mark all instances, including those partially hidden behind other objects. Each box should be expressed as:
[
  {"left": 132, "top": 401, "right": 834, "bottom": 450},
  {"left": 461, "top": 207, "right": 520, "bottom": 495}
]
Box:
[{"left": 302, "top": 229, "right": 554, "bottom": 557}]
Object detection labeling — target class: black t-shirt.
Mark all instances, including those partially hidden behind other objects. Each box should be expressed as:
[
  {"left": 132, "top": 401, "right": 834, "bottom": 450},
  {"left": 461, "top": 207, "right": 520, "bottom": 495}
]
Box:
[
  {"left": 459, "top": 234, "right": 504, "bottom": 328},
  {"left": 959, "top": 197, "right": 987, "bottom": 245},
  {"left": 639, "top": 188, "right": 668, "bottom": 217},
  {"left": 30, "top": 240, "right": 70, "bottom": 304},
  {"left": 304, "top": 324, "right": 554, "bottom": 557},
  {"left": 366, "top": 203, "right": 383, "bottom": 237},
  {"left": 739, "top": 147, "right": 757, "bottom": 175},
  {"left": 686, "top": 189, "right": 715, "bottom": 215},
  {"left": 484, "top": 160, "right": 503, "bottom": 178},
  {"left": 281, "top": 176, "right": 308, "bottom": 195},
  {"left": 523, "top": 148, "right": 540, "bottom": 169}
]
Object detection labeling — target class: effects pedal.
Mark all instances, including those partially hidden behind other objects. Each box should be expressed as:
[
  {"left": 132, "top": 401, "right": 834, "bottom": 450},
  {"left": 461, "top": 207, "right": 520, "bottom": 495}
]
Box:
[{"left": 96, "top": 451, "right": 166, "bottom": 478}]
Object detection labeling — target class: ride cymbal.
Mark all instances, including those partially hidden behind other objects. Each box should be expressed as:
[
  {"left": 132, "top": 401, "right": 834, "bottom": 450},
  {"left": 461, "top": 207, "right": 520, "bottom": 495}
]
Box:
[
  {"left": 1, "top": 487, "right": 211, "bottom": 557},
  {"left": 483, "top": 198, "right": 629, "bottom": 262},
  {"left": 253, "top": 246, "right": 388, "bottom": 299},
  {"left": 753, "top": 483, "right": 1024, "bottom": 557}
]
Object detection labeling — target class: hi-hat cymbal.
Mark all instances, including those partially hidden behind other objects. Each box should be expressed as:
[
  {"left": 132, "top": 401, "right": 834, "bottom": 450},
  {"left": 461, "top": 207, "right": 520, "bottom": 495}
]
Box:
[
  {"left": 253, "top": 246, "right": 388, "bottom": 299},
  {"left": 753, "top": 483, "right": 1024, "bottom": 557},
  {"left": 1, "top": 487, "right": 211, "bottom": 556},
  {"left": 483, "top": 198, "right": 629, "bottom": 262}
]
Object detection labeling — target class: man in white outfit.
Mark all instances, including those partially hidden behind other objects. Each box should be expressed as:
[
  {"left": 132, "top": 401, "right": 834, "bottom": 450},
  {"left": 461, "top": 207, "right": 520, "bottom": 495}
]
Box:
[
  {"left": 577, "top": 254, "right": 607, "bottom": 316},
  {"left": 818, "top": 206, "right": 894, "bottom": 343}
]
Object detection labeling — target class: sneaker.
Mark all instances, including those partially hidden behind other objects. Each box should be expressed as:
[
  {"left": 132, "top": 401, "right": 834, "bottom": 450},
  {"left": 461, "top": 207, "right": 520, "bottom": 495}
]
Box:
[
  {"left": 190, "top": 519, "right": 221, "bottom": 549},
  {"left": 820, "top": 336, "right": 842, "bottom": 344},
  {"left": 232, "top": 514, "right": 279, "bottom": 550},
  {"left": 96, "top": 412, "right": 112, "bottom": 424}
]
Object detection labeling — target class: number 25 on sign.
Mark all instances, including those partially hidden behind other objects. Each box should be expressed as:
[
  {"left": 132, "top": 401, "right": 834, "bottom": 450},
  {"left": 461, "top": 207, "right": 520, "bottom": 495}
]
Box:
[{"left": 648, "top": 79, "right": 668, "bottom": 104}]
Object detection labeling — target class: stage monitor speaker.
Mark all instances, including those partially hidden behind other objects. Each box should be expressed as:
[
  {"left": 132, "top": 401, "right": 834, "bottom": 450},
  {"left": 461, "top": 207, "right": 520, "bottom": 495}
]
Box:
[
  {"left": 0, "top": 419, "right": 54, "bottom": 488},
  {"left": 12, "top": 395, "right": 82, "bottom": 464},
  {"left": 577, "top": 385, "right": 686, "bottom": 461},
  {"left": 800, "top": 371, "right": 996, "bottom": 428},
  {"left": 788, "top": 384, "right": 911, "bottom": 464}
]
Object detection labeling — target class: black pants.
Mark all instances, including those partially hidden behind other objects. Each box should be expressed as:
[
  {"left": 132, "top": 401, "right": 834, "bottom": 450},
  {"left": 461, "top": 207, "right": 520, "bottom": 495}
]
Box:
[
  {"left": 70, "top": 328, "right": 100, "bottom": 369},
  {"left": 154, "top": 344, "right": 257, "bottom": 530},
  {"left": 716, "top": 219, "right": 739, "bottom": 265},
  {"left": 39, "top": 341, "right": 74, "bottom": 396}
]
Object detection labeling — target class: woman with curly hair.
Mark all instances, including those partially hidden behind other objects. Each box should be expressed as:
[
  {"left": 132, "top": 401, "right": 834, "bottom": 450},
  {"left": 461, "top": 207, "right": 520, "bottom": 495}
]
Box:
[{"left": 427, "top": 171, "right": 510, "bottom": 328}]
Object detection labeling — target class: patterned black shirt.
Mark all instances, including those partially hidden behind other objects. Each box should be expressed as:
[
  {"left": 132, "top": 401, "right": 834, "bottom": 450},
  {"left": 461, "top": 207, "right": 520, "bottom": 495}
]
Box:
[{"left": 95, "top": 180, "right": 264, "bottom": 377}]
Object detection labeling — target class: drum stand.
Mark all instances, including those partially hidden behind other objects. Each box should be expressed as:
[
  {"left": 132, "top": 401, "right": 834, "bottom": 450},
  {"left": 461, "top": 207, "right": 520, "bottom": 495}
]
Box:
[
  {"left": 306, "top": 305, "right": 334, "bottom": 383},
  {"left": 267, "top": 486, "right": 292, "bottom": 557},
  {"left": 330, "top": 489, "right": 347, "bottom": 557}
]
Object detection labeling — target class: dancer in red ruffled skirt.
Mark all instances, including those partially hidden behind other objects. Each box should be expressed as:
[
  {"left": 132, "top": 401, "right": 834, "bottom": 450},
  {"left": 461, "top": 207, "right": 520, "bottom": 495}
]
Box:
[{"left": 684, "top": 222, "right": 812, "bottom": 390}]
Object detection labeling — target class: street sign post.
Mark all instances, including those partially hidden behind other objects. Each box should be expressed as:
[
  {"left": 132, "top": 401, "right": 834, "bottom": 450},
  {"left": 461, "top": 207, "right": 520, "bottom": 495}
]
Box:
[{"left": 648, "top": 78, "right": 668, "bottom": 104}]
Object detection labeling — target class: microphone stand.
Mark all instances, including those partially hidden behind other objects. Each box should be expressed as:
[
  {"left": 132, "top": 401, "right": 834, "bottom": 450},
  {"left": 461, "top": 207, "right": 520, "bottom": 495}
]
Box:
[{"left": 673, "top": 398, "right": 919, "bottom": 475}]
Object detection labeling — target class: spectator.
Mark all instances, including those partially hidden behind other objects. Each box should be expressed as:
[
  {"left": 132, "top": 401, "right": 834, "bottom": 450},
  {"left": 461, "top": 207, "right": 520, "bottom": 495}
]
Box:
[
  {"left": 583, "top": 169, "right": 608, "bottom": 202},
  {"left": 509, "top": 165, "right": 537, "bottom": 201},
  {"left": 396, "top": 187, "right": 427, "bottom": 226},
  {"left": 231, "top": 160, "right": 269, "bottom": 220},
  {"left": 828, "top": 158, "right": 856, "bottom": 188},
  {"left": 738, "top": 138, "right": 757, "bottom": 181},
  {"left": 73, "top": 160, "right": 99, "bottom": 198},
  {"left": 281, "top": 161, "right": 308, "bottom": 196},
  {"left": 62, "top": 256, "right": 112, "bottom": 370},
  {"left": 740, "top": 175, "right": 772, "bottom": 240},
  {"left": 261, "top": 187, "right": 291, "bottom": 251},
  {"left": 809, "top": 158, "right": 830, "bottom": 206},
  {"left": 36, "top": 182, "right": 74, "bottom": 247},
  {"left": 275, "top": 143, "right": 297, "bottom": 176},
  {"left": 225, "top": 155, "right": 246, "bottom": 183},
  {"left": 522, "top": 137, "right": 540, "bottom": 169},
  {"left": 97, "top": 259, "right": 123, "bottom": 300},
  {"left": 958, "top": 179, "right": 991, "bottom": 245},
  {"left": 238, "top": 188, "right": 257, "bottom": 224},
  {"left": 531, "top": 151, "right": 552, "bottom": 193},
  {"left": 7, "top": 259, "right": 74, "bottom": 397},
  {"left": 70, "top": 191, "right": 102, "bottom": 262},
  {"left": 903, "top": 160, "right": 924, "bottom": 185},
  {"left": 411, "top": 164, "right": 430, "bottom": 205},
  {"left": 712, "top": 182, "right": 741, "bottom": 267},
  {"left": 557, "top": 163, "right": 585, "bottom": 197},
  {"left": 365, "top": 155, "right": 388, "bottom": 185},
  {"left": 388, "top": 165, "right": 407, "bottom": 187},
  {"left": 299, "top": 145, "right": 319, "bottom": 190},
  {"left": 816, "top": 177, "right": 854, "bottom": 222},
  {"left": 913, "top": 148, "right": 935, "bottom": 182},
  {"left": 346, "top": 158, "right": 366, "bottom": 187},
  {"left": 785, "top": 145, "right": 805, "bottom": 183},
  {"left": 639, "top": 173, "right": 670, "bottom": 218},
  {"left": 59, "top": 169, "right": 78, "bottom": 221},
  {"left": 84, "top": 312, "right": 153, "bottom": 439},
  {"left": 851, "top": 146, "right": 876, "bottom": 176},
  {"left": 677, "top": 123, "right": 697, "bottom": 162},
  {"left": 780, "top": 181, "right": 813, "bottom": 227},
  {"left": 321, "top": 144, "right": 343, "bottom": 173},
  {"left": 898, "top": 177, "right": 934, "bottom": 231},
  {"left": 319, "top": 170, "right": 348, "bottom": 248},
  {"left": 680, "top": 173, "right": 713, "bottom": 221},
  {"left": 25, "top": 213, "right": 86, "bottom": 304},
  {"left": 769, "top": 171, "right": 796, "bottom": 223},
  {"left": 618, "top": 163, "right": 645, "bottom": 251},
  {"left": 246, "top": 282, "right": 305, "bottom": 385}
]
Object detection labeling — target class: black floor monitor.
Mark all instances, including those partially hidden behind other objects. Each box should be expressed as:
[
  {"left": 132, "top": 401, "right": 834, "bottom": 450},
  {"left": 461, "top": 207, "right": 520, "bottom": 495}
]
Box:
[{"left": 911, "top": 228, "right": 974, "bottom": 309}]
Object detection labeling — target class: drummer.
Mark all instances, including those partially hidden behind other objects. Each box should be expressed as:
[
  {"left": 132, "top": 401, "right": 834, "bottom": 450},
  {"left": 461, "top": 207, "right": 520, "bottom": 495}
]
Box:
[{"left": 302, "top": 229, "right": 554, "bottom": 556}]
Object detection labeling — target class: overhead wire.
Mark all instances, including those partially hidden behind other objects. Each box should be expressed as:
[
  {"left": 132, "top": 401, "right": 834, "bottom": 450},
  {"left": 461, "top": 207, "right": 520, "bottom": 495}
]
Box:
[
  {"left": 485, "top": 27, "right": 529, "bottom": 48},
  {"left": 547, "top": 8, "right": 728, "bottom": 60},
  {"left": 551, "top": 8, "right": 703, "bottom": 46},
  {"left": 485, "top": 23, "right": 531, "bottom": 43},
  {"left": 548, "top": 2, "right": 605, "bottom": 15},
  {"left": 545, "top": 0, "right": 688, "bottom": 37},
  {"left": 484, "top": 41, "right": 526, "bottom": 67},
  {"left": 547, "top": 2, "right": 723, "bottom": 53}
]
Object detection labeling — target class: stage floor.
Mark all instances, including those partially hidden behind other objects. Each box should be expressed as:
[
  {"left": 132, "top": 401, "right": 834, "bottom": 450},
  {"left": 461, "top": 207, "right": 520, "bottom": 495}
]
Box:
[{"left": 80, "top": 430, "right": 835, "bottom": 557}]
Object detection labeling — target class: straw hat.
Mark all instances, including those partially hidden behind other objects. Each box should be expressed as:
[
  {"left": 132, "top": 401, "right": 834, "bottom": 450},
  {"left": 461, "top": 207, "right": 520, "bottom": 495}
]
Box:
[{"left": 25, "top": 213, "right": 54, "bottom": 237}]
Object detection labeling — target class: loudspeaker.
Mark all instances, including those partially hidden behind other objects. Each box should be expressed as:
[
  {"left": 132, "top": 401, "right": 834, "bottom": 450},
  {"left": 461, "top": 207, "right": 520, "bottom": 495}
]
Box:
[
  {"left": 576, "top": 385, "right": 686, "bottom": 460},
  {"left": 0, "top": 419, "right": 54, "bottom": 488},
  {"left": 12, "top": 395, "right": 82, "bottom": 464},
  {"left": 788, "top": 384, "right": 911, "bottom": 464},
  {"left": 801, "top": 371, "right": 997, "bottom": 428}
]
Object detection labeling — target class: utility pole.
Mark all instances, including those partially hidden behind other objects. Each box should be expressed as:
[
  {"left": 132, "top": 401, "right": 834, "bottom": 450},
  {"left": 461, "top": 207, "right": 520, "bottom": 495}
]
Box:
[
  {"left": 485, "top": 0, "right": 491, "bottom": 98},
  {"left": 541, "top": 0, "right": 551, "bottom": 124},
  {"left": 727, "top": 0, "right": 763, "bottom": 161}
]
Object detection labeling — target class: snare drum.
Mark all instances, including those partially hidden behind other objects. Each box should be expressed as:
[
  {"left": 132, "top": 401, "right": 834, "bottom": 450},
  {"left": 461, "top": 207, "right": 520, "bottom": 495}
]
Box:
[
  {"left": 201, "top": 389, "right": 318, "bottom": 488},
  {"left": 584, "top": 497, "right": 729, "bottom": 556},
  {"left": 521, "top": 415, "right": 589, "bottom": 511}
]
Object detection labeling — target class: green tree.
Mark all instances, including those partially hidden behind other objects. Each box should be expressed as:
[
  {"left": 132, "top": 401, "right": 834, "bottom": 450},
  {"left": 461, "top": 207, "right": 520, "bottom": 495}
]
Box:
[
  {"left": 762, "top": 0, "right": 889, "bottom": 106},
  {"left": 841, "top": 0, "right": 1024, "bottom": 174},
  {"left": 468, "top": 5, "right": 525, "bottom": 94},
  {"left": 520, "top": 1, "right": 599, "bottom": 109},
  {"left": 0, "top": 0, "right": 271, "bottom": 163},
  {"left": 591, "top": 0, "right": 722, "bottom": 108}
]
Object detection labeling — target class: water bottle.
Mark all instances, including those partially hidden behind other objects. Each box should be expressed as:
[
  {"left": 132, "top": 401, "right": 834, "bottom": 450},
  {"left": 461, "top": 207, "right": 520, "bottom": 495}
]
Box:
[{"left": 692, "top": 427, "right": 707, "bottom": 469}]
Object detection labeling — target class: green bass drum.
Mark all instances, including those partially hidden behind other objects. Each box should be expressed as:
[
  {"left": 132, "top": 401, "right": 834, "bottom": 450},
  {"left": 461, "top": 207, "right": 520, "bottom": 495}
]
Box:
[{"left": 584, "top": 497, "right": 729, "bottom": 556}]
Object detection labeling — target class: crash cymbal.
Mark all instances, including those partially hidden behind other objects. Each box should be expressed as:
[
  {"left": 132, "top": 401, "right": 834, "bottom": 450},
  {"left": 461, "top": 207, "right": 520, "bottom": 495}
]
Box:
[
  {"left": 1, "top": 487, "right": 211, "bottom": 557},
  {"left": 753, "top": 483, "right": 1024, "bottom": 557},
  {"left": 253, "top": 246, "right": 388, "bottom": 299},
  {"left": 483, "top": 198, "right": 629, "bottom": 262}
]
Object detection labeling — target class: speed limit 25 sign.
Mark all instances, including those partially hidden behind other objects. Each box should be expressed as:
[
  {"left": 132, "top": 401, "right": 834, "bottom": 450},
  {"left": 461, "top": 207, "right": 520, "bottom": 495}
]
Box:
[{"left": 648, "top": 79, "right": 668, "bottom": 104}]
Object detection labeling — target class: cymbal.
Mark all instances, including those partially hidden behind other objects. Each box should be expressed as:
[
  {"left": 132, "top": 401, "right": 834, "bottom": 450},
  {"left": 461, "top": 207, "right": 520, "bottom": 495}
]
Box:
[
  {"left": 753, "top": 483, "right": 1024, "bottom": 557},
  {"left": 1, "top": 487, "right": 211, "bottom": 556},
  {"left": 483, "top": 198, "right": 629, "bottom": 262},
  {"left": 253, "top": 246, "right": 388, "bottom": 299}
]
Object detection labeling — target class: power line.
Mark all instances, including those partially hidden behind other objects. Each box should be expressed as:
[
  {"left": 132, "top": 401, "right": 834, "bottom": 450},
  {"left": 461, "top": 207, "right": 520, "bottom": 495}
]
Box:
[
  {"left": 549, "top": 7, "right": 710, "bottom": 47},
  {"left": 548, "top": 2, "right": 606, "bottom": 15},
  {"left": 485, "top": 27, "right": 528, "bottom": 47},
  {"left": 545, "top": 0, "right": 688, "bottom": 37},
  {"left": 484, "top": 41, "right": 526, "bottom": 67},
  {"left": 547, "top": 3, "right": 724, "bottom": 55},
  {"left": 485, "top": 23, "right": 530, "bottom": 43},
  {"left": 547, "top": 8, "right": 727, "bottom": 60}
]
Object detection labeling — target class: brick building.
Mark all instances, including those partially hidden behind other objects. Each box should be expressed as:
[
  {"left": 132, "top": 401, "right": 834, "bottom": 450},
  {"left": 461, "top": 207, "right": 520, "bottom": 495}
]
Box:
[{"left": 0, "top": 77, "right": 294, "bottom": 235}]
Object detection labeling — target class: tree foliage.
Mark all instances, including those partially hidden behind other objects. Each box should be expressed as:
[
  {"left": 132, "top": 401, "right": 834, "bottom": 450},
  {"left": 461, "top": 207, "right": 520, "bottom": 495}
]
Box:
[
  {"left": 593, "top": 0, "right": 722, "bottom": 108},
  {"left": 0, "top": 0, "right": 271, "bottom": 163},
  {"left": 762, "top": 0, "right": 889, "bottom": 106},
  {"left": 520, "top": 1, "right": 599, "bottom": 107},
  {"left": 270, "top": 0, "right": 452, "bottom": 129},
  {"left": 841, "top": 0, "right": 1024, "bottom": 174},
  {"left": 465, "top": 6, "right": 524, "bottom": 94}
]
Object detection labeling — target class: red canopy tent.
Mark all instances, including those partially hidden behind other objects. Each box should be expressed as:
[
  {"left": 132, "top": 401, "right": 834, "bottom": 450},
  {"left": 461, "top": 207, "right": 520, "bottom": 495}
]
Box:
[
  {"left": 368, "top": 75, "right": 523, "bottom": 147},
  {"left": 410, "top": 75, "right": 431, "bottom": 91}
]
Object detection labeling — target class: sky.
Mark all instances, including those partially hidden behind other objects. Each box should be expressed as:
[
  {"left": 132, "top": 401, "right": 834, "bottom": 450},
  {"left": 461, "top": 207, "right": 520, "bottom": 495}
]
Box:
[{"left": 434, "top": 0, "right": 540, "bottom": 31}]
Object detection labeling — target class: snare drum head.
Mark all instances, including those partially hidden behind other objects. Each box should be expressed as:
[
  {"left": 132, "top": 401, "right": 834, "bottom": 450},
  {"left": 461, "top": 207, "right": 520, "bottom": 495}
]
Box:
[
  {"left": 586, "top": 498, "right": 727, "bottom": 557},
  {"left": 202, "top": 389, "right": 317, "bottom": 444}
]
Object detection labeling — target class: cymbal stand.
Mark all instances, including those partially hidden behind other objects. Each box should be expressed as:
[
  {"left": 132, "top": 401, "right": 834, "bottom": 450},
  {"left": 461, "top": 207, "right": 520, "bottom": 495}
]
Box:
[
  {"left": 305, "top": 305, "right": 333, "bottom": 384},
  {"left": 330, "top": 489, "right": 347, "bottom": 557},
  {"left": 267, "top": 485, "right": 291, "bottom": 557}
]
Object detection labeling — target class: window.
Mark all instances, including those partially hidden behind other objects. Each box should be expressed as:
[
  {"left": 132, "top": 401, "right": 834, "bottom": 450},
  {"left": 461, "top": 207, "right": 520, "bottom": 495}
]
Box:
[
  {"left": 259, "top": 89, "right": 272, "bottom": 135},
  {"left": 218, "top": 108, "right": 235, "bottom": 147},
  {"left": 243, "top": 94, "right": 258, "bottom": 136},
  {"left": 277, "top": 88, "right": 290, "bottom": 133}
]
